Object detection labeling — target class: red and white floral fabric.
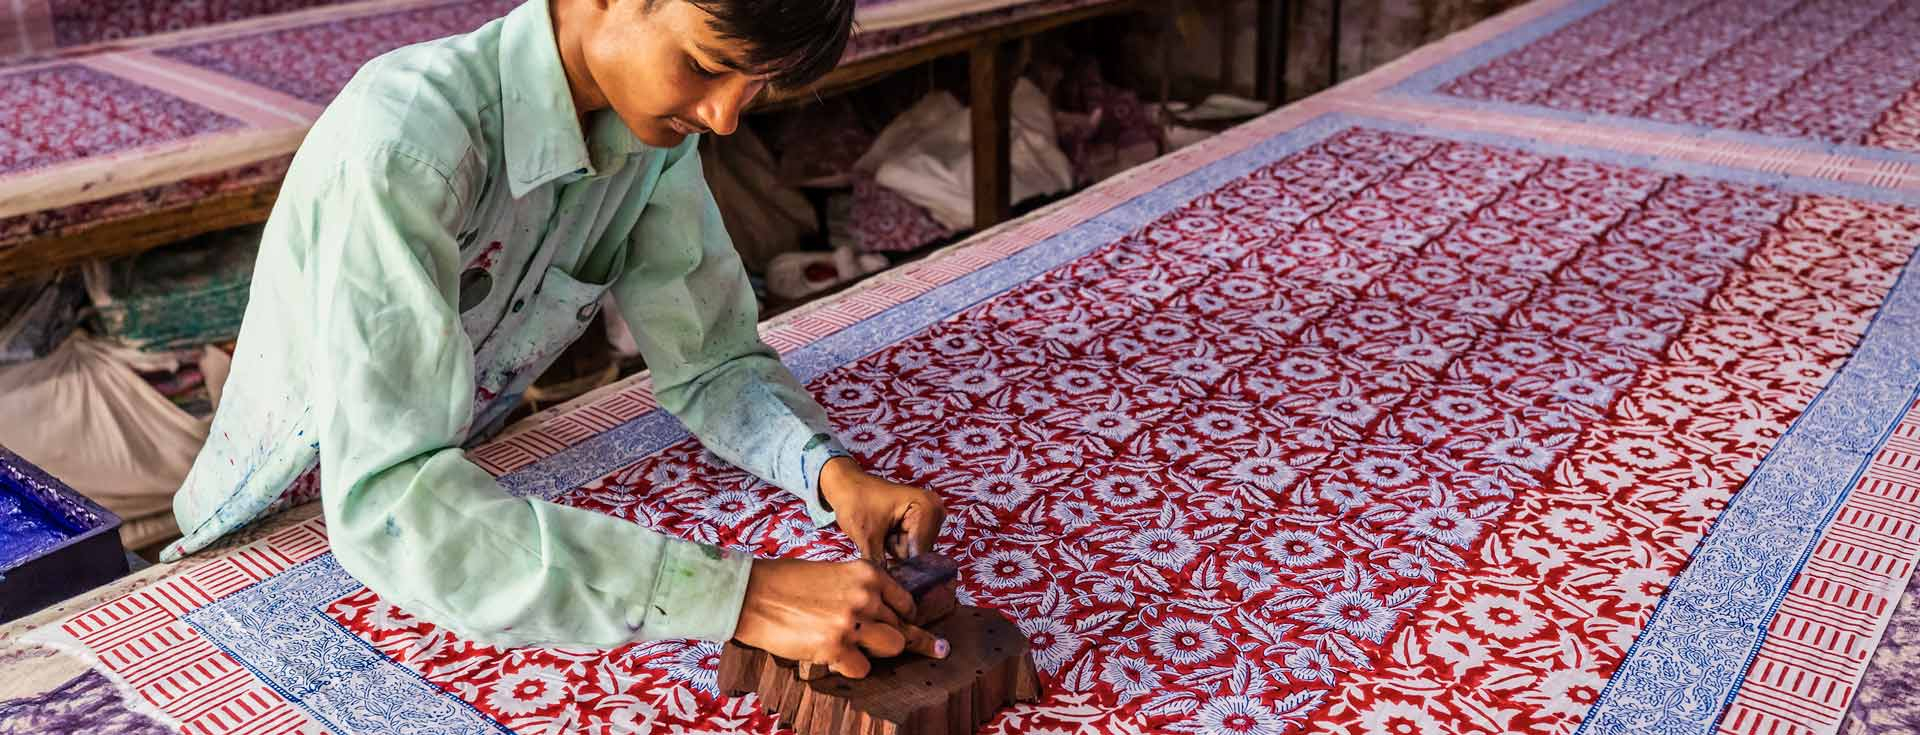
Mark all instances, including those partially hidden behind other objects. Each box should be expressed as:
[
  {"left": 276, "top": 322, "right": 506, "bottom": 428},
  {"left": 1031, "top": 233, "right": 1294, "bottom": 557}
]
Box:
[
  {"left": 13, "top": 1, "right": 1920, "bottom": 732},
  {"left": 324, "top": 125, "right": 1914, "bottom": 735}
]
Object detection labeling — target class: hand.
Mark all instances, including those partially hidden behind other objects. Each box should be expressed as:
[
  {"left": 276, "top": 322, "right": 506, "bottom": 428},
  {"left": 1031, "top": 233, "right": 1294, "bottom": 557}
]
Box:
[
  {"left": 818, "top": 457, "right": 947, "bottom": 562},
  {"left": 733, "top": 558, "right": 947, "bottom": 678}
]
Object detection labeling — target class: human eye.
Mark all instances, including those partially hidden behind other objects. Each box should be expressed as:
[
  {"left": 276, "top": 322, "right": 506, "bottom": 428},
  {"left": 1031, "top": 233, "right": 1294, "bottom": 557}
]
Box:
[{"left": 685, "top": 53, "right": 722, "bottom": 78}]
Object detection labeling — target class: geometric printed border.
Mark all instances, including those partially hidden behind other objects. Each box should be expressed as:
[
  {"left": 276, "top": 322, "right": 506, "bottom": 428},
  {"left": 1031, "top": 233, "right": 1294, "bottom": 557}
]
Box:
[
  {"left": 1583, "top": 253, "right": 1920, "bottom": 733},
  {"left": 1721, "top": 401, "right": 1920, "bottom": 735}
]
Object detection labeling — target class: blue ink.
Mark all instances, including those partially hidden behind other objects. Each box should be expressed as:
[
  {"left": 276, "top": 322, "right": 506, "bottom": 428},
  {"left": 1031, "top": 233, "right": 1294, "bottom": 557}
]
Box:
[{"left": 0, "top": 474, "right": 77, "bottom": 569}]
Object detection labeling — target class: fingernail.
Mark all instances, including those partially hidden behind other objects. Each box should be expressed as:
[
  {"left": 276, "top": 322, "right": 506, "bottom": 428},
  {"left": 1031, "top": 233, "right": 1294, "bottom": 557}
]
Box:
[{"left": 934, "top": 638, "right": 950, "bottom": 658}]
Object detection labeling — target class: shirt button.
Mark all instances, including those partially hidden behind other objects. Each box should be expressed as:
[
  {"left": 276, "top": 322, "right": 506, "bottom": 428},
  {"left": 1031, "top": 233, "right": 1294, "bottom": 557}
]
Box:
[{"left": 577, "top": 303, "right": 595, "bottom": 322}]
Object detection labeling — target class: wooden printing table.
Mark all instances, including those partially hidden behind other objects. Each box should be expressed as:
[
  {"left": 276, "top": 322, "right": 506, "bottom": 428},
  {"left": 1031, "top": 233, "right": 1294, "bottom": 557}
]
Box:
[
  {"left": 0, "top": 0, "right": 1325, "bottom": 285},
  {"left": 0, "top": 1, "right": 1148, "bottom": 285}
]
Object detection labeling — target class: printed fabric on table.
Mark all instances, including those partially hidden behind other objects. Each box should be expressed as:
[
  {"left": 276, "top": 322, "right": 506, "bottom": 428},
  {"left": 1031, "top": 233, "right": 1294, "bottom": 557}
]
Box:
[
  {"left": 37, "top": 116, "right": 1920, "bottom": 735},
  {"left": 1388, "top": 0, "right": 1920, "bottom": 160}
]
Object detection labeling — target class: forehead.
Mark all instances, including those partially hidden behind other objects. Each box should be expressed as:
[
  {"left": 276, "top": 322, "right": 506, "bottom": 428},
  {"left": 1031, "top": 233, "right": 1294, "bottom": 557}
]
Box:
[
  {"left": 646, "top": 1, "right": 731, "bottom": 44},
  {"left": 647, "top": 1, "right": 761, "bottom": 66}
]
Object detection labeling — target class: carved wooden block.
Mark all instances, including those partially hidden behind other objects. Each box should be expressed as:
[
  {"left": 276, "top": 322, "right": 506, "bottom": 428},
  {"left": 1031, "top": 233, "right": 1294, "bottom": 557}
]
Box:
[
  {"left": 718, "top": 554, "right": 1038, "bottom": 735},
  {"left": 892, "top": 553, "right": 960, "bottom": 627},
  {"left": 798, "top": 554, "right": 961, "bottom": 683},
  {"left": 718, "top": 606, "right": 1041, "bottom": 735}
]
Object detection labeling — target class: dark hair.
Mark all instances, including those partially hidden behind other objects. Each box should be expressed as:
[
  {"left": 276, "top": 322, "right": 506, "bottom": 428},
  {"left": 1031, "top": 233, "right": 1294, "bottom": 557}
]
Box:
[{"left": 661, "top": 0, "right": 855, "bottom": 90}]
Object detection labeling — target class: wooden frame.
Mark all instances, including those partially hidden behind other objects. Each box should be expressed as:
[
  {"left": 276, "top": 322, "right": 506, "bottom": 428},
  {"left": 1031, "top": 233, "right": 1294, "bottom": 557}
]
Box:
[
  {"left": 0, "top": 183, "right": 282, "bottom": 284},
  {"left": 968, "top": 41, "right": 1019, "bottom": 229},
  {"left": 1329, "top": 0, "right": 1343, "bottom": 87}
]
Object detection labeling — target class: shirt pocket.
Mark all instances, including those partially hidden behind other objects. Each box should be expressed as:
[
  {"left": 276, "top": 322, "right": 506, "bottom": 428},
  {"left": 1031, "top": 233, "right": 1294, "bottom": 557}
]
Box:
[{"left": 469, "top": 265, "right": 613, "bottom": 435}]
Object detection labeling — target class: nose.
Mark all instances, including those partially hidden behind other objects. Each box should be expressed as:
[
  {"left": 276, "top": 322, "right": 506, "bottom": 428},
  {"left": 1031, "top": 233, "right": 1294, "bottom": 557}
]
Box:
[{"left": 695, "top": 77, "right": 764, "bottom": 136}]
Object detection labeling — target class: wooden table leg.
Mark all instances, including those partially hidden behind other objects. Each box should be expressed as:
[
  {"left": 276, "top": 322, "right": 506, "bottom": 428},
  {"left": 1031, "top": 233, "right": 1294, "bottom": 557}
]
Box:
[
  {"left": 1216, "top": 0, "right": 1235, "bottom": 91},
  {"left": 1254, "top": 0, "right": 1289, "bottom": 105},
  {"left": 970, "top": 40, "right": 1015, "bottom": 230},
  {"left": 1328, "top": 0, "right": 1342, "bottom": 87}
]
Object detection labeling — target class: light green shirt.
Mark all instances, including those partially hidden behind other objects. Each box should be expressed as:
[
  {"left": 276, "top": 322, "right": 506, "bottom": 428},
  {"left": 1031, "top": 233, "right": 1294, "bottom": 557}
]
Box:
[{"left": 162, "top": 0, "right": 850, "bottom": 648}]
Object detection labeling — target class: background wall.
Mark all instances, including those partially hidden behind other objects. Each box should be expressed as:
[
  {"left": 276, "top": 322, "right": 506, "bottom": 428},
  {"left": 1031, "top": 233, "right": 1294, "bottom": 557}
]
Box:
[{"left": 1151, "top": 0, "right": 1527, "bottom": 102}]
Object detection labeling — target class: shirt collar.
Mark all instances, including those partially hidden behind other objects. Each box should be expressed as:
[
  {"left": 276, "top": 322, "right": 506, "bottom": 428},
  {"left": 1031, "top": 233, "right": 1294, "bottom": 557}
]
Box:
[{"left": 498, "top": 0, "right": 645, "bottom": 198}]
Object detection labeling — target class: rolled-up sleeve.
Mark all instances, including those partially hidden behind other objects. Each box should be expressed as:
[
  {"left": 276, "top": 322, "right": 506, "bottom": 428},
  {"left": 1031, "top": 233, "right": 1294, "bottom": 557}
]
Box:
[
  {"left": 610, "top": 141, "right": 850, "bottom": 527},
  {"left": 310, "top": 144, "right": 750, "bottom": 648}
]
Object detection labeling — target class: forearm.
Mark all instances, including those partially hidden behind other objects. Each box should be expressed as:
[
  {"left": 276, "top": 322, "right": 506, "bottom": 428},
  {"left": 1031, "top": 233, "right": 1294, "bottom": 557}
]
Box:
[
  {"left": 657, "top": 350, "right": 851, "bottom": 526},
  {"left": 324, "top": 448, "right": 752, "bottom": 647}
]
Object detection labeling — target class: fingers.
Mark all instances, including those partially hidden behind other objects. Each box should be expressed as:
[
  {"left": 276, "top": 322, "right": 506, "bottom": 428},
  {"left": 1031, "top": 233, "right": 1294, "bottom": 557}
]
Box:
[
  {"left": 872, "top": 570, "right": 917, "bottom": 622},
  {"left": 858, "top": 528, "right": 887, "bottom": 563},
  {"left": 824, "top": 621, "right": 945, "bottom": 679},
  {"left": 824, "top": 641, "right": 872, "bottom": 679},
  {"left": 849, "top": 621, "right": 948, "bottom": 661},
  {"left": 852, "top": 620, "right": 907, "bottom": 658},
  {"left": 887, "top": 530, "right": 910, "bottom": 560},
  {"left": 901, "top": 501, "right": 945, "bottom": 558},
  {"left": 898, "top": 622, "right": 948, "bottom": 660},
  {"left": 846, "top": 562, "right": 910, "bottom": 626}
]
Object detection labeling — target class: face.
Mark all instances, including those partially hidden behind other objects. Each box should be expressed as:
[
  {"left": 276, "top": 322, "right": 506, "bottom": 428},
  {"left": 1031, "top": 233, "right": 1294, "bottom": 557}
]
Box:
[{"left": 581, "top": 0, "right": 769, "bottom": 148}]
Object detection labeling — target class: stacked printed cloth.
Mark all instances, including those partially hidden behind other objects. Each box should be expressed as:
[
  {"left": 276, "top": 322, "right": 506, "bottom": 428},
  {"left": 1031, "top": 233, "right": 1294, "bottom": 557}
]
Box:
[
  {"left": 5, "top": 1, "right": 1920, "bottom": 735},
  {"left": 0, "top": 0, "right": 1127, "bottom": 259}
]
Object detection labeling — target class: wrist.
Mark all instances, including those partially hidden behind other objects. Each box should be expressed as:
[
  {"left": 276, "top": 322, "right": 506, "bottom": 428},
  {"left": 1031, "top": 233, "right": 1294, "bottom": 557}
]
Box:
[{"left": 818, "top": 456, "right": 862, "bottom": 512}]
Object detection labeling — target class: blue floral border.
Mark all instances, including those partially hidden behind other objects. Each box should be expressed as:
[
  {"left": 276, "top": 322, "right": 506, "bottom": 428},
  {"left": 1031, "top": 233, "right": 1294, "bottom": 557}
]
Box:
[
  {"left": 1577, "top": 253, "right": 1920, "bottom": 731},
  {"left": 183, "top": 555, "right": 509, "bottom": 734},
  {"left": 186, "top": 114, "right": 1920, "bottom": 733},
  {"left": 1385, "top": 0, "right": 1920, "bottom": 166}
]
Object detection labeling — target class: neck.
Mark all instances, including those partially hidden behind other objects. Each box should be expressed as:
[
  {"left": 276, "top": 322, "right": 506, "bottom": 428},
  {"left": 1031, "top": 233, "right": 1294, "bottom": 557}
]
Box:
[{"left": 550, "top": 0, "right": 609, "bottom": 121}]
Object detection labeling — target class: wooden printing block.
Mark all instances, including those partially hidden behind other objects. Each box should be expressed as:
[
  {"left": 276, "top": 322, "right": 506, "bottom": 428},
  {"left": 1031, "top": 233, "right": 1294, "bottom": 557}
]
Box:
[
  {"left": 793, "top": 554, "right": 959, "bottom": 682},
  {"left": 718, "top": 605, "right": 1040, "bottom": 735},
  {"left": 891, "top": 553, "right": 960, "bottom": 627},
  {"left": 716, "top": 555, "right": 1036, "bottom": 735}
]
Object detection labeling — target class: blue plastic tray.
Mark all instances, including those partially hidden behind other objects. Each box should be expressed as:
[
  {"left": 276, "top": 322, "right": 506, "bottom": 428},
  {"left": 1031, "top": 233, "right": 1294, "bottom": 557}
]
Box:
[{"left": 0, "top": 446, "right": 126, "bottom": 623}]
